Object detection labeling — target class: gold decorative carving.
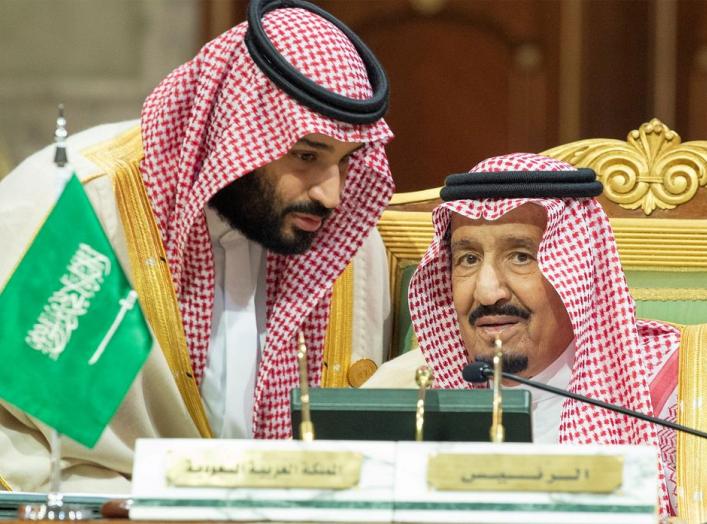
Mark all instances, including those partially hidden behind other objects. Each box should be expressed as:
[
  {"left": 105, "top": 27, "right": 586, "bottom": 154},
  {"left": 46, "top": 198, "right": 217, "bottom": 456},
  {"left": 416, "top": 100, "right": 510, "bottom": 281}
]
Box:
[{"left": 543, "top": 118, "right": 707, "bottom": 215}]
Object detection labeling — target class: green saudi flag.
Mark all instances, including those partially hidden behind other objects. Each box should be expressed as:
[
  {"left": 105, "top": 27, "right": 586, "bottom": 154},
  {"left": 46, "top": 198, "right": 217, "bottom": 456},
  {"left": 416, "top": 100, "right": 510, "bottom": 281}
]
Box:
[{"left": 0, "top": 175, "right": 152, "bottom": 448}]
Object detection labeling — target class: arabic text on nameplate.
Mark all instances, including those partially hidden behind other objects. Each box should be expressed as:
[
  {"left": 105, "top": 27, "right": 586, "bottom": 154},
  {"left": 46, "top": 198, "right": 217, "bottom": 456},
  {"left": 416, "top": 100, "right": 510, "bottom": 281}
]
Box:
[
  {"left": 427, "top": 454, "right": 623, "bottom": 493},
  {"left": 166, "top": 449, "right": 363, "bottom": 489}
]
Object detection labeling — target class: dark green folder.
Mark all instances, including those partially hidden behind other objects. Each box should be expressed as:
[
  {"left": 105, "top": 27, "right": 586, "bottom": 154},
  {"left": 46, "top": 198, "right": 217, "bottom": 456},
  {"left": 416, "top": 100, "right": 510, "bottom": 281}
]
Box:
[{"left": 291, "top": 388, "right": 532, "bottom": 442}]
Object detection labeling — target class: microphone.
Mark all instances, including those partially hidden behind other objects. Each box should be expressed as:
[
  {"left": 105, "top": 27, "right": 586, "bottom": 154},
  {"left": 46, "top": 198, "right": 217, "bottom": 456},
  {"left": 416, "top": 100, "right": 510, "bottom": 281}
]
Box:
[{"left": 462, "top": 362, "right": 707, "bottom": 440}]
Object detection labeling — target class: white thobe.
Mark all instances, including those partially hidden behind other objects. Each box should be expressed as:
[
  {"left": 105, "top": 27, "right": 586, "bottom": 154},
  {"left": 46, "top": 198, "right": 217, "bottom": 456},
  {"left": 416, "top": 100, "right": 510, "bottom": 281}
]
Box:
[
  {"left": 200, "top": 207, "right": 267, "bottom": 438},
  {"left": 499, "top": 340, "right": 575, "bottom": 443}
]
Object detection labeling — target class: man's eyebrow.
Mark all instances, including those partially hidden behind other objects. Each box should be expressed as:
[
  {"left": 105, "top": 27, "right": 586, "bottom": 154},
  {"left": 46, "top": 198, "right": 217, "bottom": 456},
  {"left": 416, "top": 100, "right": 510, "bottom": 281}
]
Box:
[
  {"left": 296, "top": 138, "right": 334, "bottom": 151},
  {"left": 450, "top": 235, "right": 538, "bottom": 251},
  {"left": 295, "top": 138, "right": 365, "bottom": 156},
  {"left": 450, "top": 238, "right": 479, "bottom": 252},
  {"left": 498, "top": 235, "right": 538, "bottom": 250}
]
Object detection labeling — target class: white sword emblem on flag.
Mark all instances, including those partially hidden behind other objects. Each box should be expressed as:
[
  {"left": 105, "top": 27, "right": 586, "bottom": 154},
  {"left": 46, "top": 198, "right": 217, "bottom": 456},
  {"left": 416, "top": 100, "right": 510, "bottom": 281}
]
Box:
[{"left": 88, "top": 290, "right": 138, "bottom": 366}]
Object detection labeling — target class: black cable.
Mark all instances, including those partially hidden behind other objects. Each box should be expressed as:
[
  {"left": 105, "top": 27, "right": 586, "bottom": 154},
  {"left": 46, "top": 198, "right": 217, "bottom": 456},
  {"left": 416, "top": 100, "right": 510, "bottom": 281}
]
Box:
[{"left": 463, "top": 363, "right": 707, "bottom": 440}]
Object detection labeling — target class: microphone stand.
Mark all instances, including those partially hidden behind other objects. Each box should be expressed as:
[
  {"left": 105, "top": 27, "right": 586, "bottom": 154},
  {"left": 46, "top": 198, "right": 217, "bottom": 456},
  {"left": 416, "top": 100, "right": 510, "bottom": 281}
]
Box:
[
  {"left": 489, "top": 336, "right": 504, "bottom": 443},
  {"left": 469, "top": 364, "right": 707, "bottom": 440},
  {"left": 414, "top": 365, "right": 434, "bottom": 442},
  {"left": 297, "top": 332, "right": 315, "bottom": 441}
]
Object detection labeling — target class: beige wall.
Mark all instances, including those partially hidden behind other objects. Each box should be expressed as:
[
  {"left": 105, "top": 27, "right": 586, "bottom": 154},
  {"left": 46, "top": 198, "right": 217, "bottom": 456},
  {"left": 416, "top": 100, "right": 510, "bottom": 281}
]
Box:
[{"left": 0, "top": 0, "right": 201, "bottom": 178}]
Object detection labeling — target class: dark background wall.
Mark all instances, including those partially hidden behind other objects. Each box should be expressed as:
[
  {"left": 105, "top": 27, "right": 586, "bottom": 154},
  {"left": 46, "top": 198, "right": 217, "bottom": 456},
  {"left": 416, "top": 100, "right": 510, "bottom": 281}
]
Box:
[
  {"left": 2, "top": 0, "right": 705, "bottom": 192},
  {"left": 204, "top": 0, "right": 707, "bottom": 192}
]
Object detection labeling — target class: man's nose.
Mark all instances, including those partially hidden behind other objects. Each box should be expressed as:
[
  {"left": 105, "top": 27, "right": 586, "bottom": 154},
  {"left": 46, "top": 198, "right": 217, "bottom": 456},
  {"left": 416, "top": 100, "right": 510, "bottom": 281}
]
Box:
[
  {"left": 473, "top": 261, "right": 511, "bottom": 306},
  {"left": 308, "top": 164, "right": 343, "bottom": 210}
]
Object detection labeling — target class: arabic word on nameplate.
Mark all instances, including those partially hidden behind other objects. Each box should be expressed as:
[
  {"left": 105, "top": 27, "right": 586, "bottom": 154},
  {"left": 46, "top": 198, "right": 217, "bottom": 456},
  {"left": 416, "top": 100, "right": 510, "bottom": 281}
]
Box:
[
  {"left": 166, "top": 449, "right": 362, "bottom": 490},
  {"left": 427, "top": 453, "right": 623, "bottom": 493}
]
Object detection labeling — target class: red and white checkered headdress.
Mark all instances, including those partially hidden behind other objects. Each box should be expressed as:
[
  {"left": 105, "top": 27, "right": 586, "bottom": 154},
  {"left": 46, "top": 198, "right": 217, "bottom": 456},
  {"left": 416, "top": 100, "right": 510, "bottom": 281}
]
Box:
[
  {"left": 408, "top": 153, "right": 680, "bottom": 514},
  {"left": 140, "top": 7, "right": 394, "bottom": 438}
]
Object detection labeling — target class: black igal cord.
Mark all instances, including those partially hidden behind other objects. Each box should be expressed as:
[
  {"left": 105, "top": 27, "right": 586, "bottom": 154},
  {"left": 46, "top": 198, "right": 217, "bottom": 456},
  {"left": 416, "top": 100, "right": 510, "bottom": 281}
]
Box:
[
  {"left": 463, "top": 362, "right": 707, "bottom": 440},
  {"left": 441, "top": 169, "right": 604, "bottom": 201},
  {"left": 245, "top": 0, "right": 389, "bottom": 124}
]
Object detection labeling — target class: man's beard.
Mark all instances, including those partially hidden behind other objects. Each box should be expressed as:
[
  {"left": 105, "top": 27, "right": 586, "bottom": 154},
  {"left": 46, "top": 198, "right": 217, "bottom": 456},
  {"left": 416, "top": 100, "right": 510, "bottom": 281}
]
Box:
[
  {"left": 209, "top": 171, "right": 332, "bottom": 255},
  {"left": 468, "top": 303, "right": 531, "bottom": 374},
  {"left": 473, "top": 354, "right": 529, "bottom": 375}
]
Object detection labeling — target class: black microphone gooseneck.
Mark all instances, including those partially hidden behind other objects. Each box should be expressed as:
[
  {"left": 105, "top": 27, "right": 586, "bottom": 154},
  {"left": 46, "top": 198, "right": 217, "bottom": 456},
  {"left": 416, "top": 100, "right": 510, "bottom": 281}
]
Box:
[{"left": 462, "top": 362, "right": 707, "bottom": 440}]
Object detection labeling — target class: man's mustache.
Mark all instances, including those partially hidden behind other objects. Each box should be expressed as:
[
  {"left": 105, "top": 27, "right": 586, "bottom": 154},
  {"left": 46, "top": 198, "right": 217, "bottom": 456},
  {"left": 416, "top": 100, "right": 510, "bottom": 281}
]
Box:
[
  {"left": 475, "top": 354, "right": 529, "bottom": 374},
  {"left": 283, "top": 201, "right": 332, "bottom": 220},
  {"left": 468, "top": 304, "right": 531, "bottom": 325}
]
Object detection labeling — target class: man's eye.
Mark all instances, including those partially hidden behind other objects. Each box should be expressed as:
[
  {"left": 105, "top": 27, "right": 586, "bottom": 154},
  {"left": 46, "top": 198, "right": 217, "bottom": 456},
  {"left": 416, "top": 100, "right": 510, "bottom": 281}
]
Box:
[
  {"left": 457, "top": 253, "right": 478, "bottom": 266},
  {"left": 512, "top": 252, "right": 533, "bottom": 264},
  {"left": 293, "top": 151, "right": 317, "bottom": 162}
]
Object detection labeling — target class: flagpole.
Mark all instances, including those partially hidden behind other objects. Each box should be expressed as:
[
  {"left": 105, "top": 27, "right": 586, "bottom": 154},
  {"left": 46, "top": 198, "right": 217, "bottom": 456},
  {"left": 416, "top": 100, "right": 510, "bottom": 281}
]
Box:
[
  {"left": 48, "top": 429, "right": 63, "bottom": 505},
  {"left": 18, "top": 105, "right": 93, "bottom": 522},
  {"left": 47, "top": 106, "right": 68, "bottom": 512}
]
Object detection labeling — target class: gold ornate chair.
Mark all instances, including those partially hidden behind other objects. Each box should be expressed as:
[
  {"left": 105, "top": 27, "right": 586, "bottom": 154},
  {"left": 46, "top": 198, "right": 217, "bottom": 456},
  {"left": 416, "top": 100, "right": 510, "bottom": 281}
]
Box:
[{"left": 324, "top": 119, "right": 706, "bottom": 521}]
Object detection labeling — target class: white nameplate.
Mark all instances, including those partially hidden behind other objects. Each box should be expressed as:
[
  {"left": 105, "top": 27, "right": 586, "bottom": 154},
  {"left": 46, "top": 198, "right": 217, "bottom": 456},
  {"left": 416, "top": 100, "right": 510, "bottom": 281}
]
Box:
[
  {"left": 130, "top": 440, "right": 658, "bottom": 523},
  {"left": 130, "top": 439, "right": 395, "bottom": 522},
  {"left": 394, "top": 442, "right": 658, "bottom": 524}
]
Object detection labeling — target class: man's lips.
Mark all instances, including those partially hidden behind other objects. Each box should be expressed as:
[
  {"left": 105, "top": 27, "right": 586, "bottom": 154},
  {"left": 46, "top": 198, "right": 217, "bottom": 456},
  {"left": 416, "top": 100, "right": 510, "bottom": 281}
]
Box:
[
  {"left": 474, "top": 315, "right": 523, "bottom": 327},
  {"left": 474, "top": 316, "right": 525, "bottom": 338},
  {"left": 290, "top": 213, "right": 324, "bottom": 232}
]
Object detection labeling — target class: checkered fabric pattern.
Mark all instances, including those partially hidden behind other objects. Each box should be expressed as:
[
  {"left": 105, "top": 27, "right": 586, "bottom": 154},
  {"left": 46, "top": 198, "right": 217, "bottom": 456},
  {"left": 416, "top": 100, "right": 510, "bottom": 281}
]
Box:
[
  {"left": 139, "top": 8, "right": 394, "bottom": 438},
  {"left": 408, "top": 153, "right": 681, "bottom": 516}
]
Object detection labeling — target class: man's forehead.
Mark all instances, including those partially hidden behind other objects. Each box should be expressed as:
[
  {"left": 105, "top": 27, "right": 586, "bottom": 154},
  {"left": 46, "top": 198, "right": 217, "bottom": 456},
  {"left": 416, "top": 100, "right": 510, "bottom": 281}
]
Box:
[
  {"left": 448, "top": 203, "right": 548, "bottom": 247},
  {"left": 450, "top": 203, "right": 547, "bottom": 231}
]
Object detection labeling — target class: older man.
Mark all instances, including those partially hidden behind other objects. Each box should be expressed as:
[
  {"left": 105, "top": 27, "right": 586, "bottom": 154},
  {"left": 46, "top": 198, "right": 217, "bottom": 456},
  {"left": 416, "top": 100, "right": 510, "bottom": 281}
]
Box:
[
  {"left": 366, "top": 153, "right": 683, "bottom": 517},
  {"left": 0, "top": 1, "right": 393, "bottom": 492}
]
